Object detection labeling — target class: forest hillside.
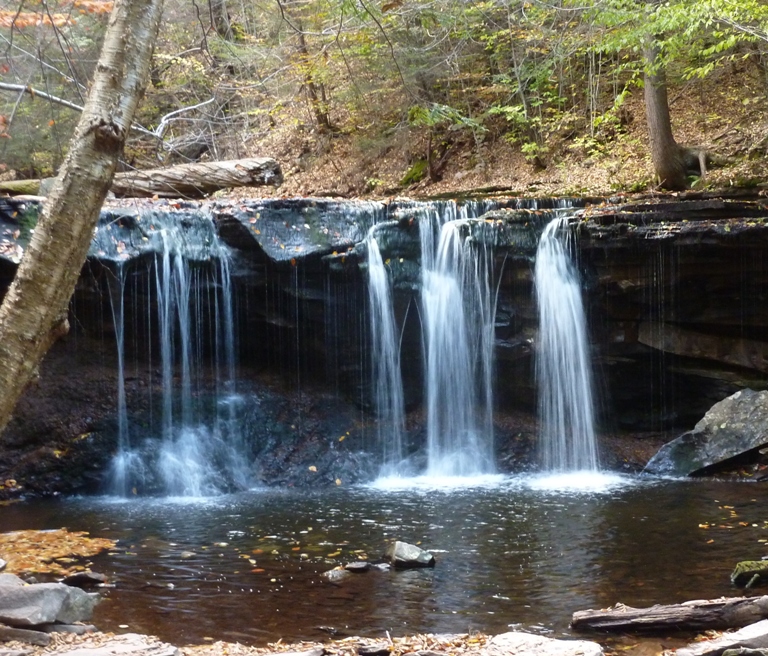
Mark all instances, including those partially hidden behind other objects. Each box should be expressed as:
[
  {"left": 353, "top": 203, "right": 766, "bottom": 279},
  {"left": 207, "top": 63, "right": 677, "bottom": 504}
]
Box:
[{"left": 1, "top": 0, "right": 767, "bottom": 198}]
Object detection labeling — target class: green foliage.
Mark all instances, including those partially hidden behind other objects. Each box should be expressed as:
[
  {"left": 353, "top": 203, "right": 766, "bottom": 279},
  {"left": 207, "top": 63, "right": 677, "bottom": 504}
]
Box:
[
  {"left": 2, "top": 0, "right": 767, "bottom": 177},
  {"left": 400, "top": 159, "right": 428, "bottom": 186}
]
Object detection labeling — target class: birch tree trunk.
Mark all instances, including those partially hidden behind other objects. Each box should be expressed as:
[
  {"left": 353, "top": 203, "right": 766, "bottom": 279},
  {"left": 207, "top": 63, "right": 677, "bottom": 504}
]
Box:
[{"left": 0, "top": 0, "right": 164, "bottom": 436}]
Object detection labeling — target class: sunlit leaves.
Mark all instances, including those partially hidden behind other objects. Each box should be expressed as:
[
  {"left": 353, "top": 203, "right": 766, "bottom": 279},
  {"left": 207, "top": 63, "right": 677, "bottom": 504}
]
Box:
[
  {"left": 0, "top": 0, "right": 112, "bottom": 28},
  {"left": 0, "top": 528, "right": 116, "bottom": 576}
]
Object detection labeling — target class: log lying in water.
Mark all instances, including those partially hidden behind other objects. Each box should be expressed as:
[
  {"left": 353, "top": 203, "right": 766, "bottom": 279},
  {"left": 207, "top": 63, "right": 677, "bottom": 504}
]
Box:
[
  {"left": 571, "top": 597, "right": 768, "bottom": 633},
  {"left": 0, "top": 158, "right": 283, "bottom": 199},
  {"left": 110, "top": 157, "right": 283, "bottom": 198}
]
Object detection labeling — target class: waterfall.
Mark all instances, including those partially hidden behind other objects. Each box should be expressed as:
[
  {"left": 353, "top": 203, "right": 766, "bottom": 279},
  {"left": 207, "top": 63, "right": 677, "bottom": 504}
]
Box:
[
  {"left": 366, "top": 230, "right": 406, "bottom": 473},
  {"left": 419, "top": 208, "right": 498, "bottom": 477},
  {"left": 534, "top": 217, "right": 599, "bottom": 472},
  {"left": 106, "top": 210, "right": 247, "bottom": 496}
]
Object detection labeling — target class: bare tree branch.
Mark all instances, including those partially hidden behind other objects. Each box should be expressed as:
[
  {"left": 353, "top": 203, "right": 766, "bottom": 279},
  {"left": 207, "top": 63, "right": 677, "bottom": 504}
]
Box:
[{"left": 0, "top": 82, "right": 219, "bottom": 146}]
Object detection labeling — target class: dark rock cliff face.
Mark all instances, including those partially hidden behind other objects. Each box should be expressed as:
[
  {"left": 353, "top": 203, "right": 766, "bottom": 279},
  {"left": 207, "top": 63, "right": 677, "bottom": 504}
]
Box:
[
  {"left": 1, "top": 193, "right": 767, "bottom": 496},
  {"left": 577, "top": 198, "right": 768, "bottom": 430}
]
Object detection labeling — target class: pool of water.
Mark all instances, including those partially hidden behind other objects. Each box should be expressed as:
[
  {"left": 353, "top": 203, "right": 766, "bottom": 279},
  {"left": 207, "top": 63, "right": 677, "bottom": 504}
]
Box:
[{"left": 0, "top": 473, "right": 764, "bottom": 646}]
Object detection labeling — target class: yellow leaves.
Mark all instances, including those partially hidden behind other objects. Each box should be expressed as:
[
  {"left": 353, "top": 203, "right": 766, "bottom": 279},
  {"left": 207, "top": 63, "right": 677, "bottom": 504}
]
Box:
[
  {"left": 327, "top": 551, "right": 341, "bottom": 558},
  {"left": 0, "top": 528, "right": 115, "bottom": 576},
  {"left": 335, "top": 478, "right": 342, "bottom": 486},
  {"left": 339, "top": 435, "right": 345, "bottom": 442},
  {"left": 308, "top": 465, "right": 317, "bottom": 472}
]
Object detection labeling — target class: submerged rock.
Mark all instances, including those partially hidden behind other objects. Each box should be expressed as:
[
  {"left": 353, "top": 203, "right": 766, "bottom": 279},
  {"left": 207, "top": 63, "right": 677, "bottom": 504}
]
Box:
[
  {"left": 732, "top": 561, "right": 768, "bottom": 588},
  {"left": 321, "top": 567, "right": 352, "bottom": 584},
  {"left": 644, "top": 389, "right": 768, "bottom": 476},
  {"left": 384, "top": 541, "right": 435, "bottom": 568}
]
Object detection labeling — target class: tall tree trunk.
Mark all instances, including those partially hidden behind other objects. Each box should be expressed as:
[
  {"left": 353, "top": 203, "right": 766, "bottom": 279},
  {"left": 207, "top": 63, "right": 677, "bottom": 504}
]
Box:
[
  {"left": 0, "top": 0, "right": 164, "bottom": 436},
  {"left": 644, "top": 44, "right": 688, "bottom": 190},
  {"left": 295, "top": 22, "right": 333, "bottom": 132},
  {"left": 209, "top": 0, "right": 233, "bottom": 40}
]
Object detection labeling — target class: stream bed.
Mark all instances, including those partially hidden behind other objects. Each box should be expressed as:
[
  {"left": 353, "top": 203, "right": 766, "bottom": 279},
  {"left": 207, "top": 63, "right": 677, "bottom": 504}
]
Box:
[{"left": 0, "top": 474, "right": 764, "bottom": 646}]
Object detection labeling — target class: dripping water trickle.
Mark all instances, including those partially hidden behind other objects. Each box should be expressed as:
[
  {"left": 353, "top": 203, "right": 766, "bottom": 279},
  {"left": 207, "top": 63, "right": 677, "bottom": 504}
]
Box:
[
  {"left": 365, "top": 228, "right": 406, "bottom": 474},
  {"left": 107, "top": 212, "right": 248, "bottom": 496}
]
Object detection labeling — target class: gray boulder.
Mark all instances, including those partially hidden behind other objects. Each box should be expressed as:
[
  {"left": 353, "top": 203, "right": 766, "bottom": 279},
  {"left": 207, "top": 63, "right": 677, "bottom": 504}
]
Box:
[
  {"left": 645, "top": 389, "right": 768, "bottom": 476},
  {"left": 0, "top": 626, "right": 51, "bottom": 647},
  {"left": 384, "top": 541, "right": 435, "bottom": 568},
  {"left": 676, "top": 620, "right": 768, "bottom": 656},
  {"left": 482, "top": 632, "right": 603, "bottom": 656},
  {"left": 0, "top": 575, "right": 23, "bottom": 588},
  {"left": 0, "top": 581, "right": 99, "bottom": 627}
]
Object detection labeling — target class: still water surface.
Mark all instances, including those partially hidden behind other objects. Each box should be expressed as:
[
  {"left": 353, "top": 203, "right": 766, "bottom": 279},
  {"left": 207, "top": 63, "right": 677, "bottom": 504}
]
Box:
[{"left": 0, "top": 474, "right": 765, "bottom": 645}]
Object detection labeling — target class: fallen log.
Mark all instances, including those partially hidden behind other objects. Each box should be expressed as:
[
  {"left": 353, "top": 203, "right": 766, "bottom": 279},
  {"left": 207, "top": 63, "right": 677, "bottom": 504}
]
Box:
[
  {"left": 0, "top": 180, "right": 42, "bottom": 195},
  {"left": 571, "top": 596, "right": 768, "bottom": 633},
  {"left": 0, "top": 158, "right": 283, "bottom": 199},
  {"left": 110, "top": 157, "right": 283, "bottom": 198}
]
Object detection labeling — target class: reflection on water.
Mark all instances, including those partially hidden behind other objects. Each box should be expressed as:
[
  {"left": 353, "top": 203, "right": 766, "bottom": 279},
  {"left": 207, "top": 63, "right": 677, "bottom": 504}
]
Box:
[{"left": 0, "top": 476, "right": 763, "bottom": 646}]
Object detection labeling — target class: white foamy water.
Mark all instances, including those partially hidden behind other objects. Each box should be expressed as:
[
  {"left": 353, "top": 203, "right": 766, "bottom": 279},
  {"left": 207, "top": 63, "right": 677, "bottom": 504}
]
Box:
[{"left": 535, "top": 217, "right": 599, "bottom": 472}]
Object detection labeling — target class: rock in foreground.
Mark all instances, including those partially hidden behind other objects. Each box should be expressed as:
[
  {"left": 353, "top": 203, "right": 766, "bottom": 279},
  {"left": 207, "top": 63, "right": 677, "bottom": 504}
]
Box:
[
  {"left": 481, "top": 632, "right": 602, "bottom": 656},
  {"left": 675, "top": 619, "right": 768, "bottom": 656}
]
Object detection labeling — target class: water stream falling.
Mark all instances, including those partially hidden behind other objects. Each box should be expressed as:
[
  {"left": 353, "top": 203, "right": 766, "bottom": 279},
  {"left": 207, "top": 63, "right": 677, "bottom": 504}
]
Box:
[
  {"left": 365, "top": 228, "right": 406, "bottom": 474},
  {"left": 417, "top": 203, "right": 500, "bottom": 477},
  {"left": 105, "top": 210, "right": 247, "bottom": 496},
  {"left": 534, "top": 217, "right": 598, "bottom": 472}
]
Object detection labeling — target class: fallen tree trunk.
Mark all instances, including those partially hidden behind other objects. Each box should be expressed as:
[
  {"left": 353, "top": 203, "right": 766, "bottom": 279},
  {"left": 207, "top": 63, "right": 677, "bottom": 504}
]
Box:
[
  {"left": 111, "top": 157, "right": 283, "bottom": 197},
  {"left": 0, "top": 158, "right": 283, "bottom": 199},
  {"left": 0, "top": 180, "right": 42, "bottom": 195},
  {"left": 572, "top": 596, "right": 768, "bottom": 633}
]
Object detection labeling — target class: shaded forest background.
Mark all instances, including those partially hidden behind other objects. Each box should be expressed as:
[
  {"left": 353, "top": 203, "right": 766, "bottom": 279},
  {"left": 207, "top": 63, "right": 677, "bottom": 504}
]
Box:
[{"left": 1, "top": 0, "right": 767, "bottom": 197}]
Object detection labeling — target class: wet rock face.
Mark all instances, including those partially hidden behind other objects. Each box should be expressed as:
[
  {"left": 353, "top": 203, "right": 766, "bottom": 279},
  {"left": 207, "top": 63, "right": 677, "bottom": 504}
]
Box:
[
  {"left": 577, "top": 196, "right": 768, "bottom": 430},
  {"left": 2, "top": 194, "right": 768, "bottom": 495}
]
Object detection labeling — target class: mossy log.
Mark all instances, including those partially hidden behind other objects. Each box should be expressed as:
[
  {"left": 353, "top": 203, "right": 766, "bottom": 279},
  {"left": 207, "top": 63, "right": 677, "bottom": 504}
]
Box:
[
  {"left": 572, "top": 597, "right": 768, "bottom": 633},
  {"left": 0, "top": 179, "right": 42, "bottom": 195}
]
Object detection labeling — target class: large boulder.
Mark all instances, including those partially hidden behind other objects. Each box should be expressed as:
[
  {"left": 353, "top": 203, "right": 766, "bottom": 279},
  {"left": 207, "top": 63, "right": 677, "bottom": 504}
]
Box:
[
  {"left": 644, "top": 389, "right": 768, "bottom": 476},
  {"left": 482, "top": 632, "right": 603, "bottom": 656},
  {"left": 0, "top": 577, "right": 99, "bottom": 627}
]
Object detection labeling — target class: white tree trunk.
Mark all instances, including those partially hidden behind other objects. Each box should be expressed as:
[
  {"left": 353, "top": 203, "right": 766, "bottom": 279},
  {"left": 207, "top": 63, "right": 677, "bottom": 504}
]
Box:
[{"left": 0, "top": 0, "right": 164, "bottom": 435}]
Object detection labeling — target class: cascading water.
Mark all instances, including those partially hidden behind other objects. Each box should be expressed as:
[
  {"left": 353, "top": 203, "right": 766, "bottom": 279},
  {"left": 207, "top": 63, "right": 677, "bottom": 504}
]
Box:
[
  {"left": 365, "top": 228, "right": 406, "bottom": 473},
  {"left": 103, "top": 209, "right": 248, "bottom": 496},
  {"left": 534, "top": 217, "right": 599, "bottom": 472},
  {"left": 417, "top": 203, "right": 499, "bottom": 477}
]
